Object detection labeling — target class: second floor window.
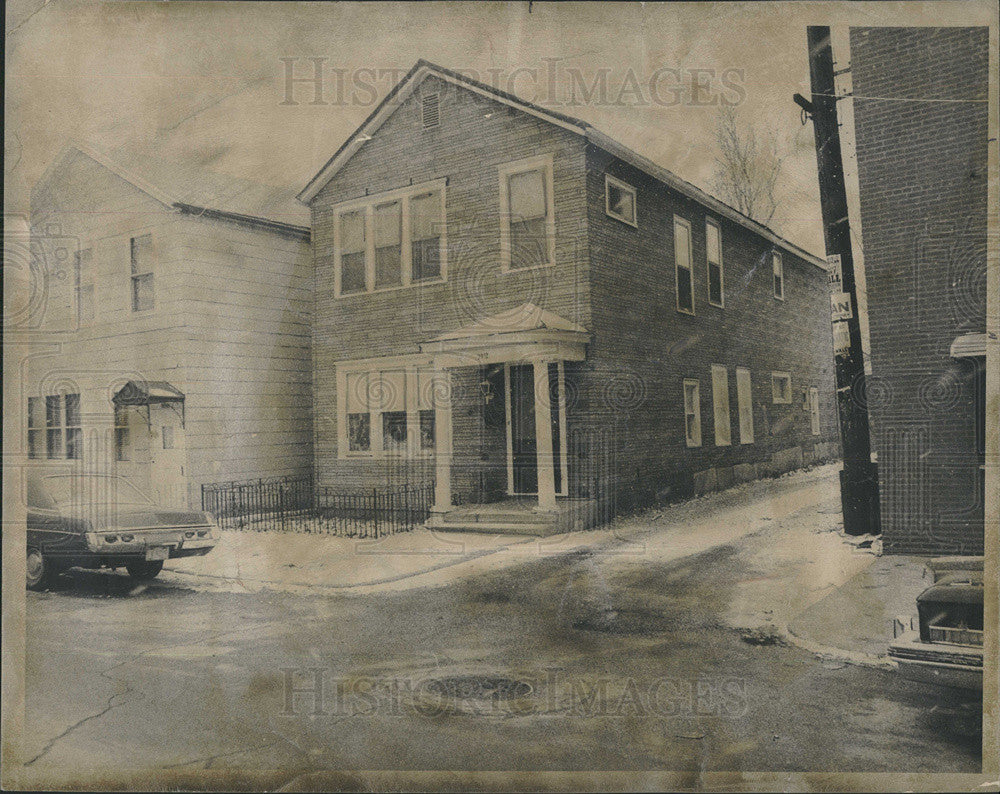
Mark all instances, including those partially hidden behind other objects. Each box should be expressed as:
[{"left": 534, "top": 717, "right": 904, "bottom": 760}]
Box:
[
  {"left": 75, "top": 248, "right": 95, "bottom": 326},
  {"left": 334, "top": 181, "right": 446, "bottom": 296},
  {"left": 772, "top": 251, "right": 784, "bottom": 300},
  {"left": 131, "top": 234, "right": 154, "bottom": 312},
  {"left": 674, "top": 216, "right": 694, "bottom": 314},
  {"left": 706, "top": 219, "right": 723, "bottom": 307},
  {"left": 500, "top": 154, "right": 555, "bottom": 271}
]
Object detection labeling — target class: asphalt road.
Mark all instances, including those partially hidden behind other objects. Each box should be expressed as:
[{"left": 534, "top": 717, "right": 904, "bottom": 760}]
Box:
[{"left": 21, "top": 529, "right": 982, "bottom": 787}]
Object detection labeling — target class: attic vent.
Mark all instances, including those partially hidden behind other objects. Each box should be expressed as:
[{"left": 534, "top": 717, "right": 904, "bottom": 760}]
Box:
[{"left": 422, "top": 93, "right": 440, "bottom": 129}]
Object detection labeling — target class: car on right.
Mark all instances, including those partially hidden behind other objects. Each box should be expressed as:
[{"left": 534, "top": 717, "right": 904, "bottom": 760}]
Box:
[{"left": 889, "top": 556, "right": 984, "bottom": 692}]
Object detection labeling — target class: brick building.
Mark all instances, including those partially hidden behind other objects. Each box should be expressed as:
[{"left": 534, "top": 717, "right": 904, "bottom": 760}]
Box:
[
  {"left": 850, "top": 27, "right": 989, "bottom": 554},
  {"left": 25, "top": 142, "right": 313, "bottom": 509},
  {"left": 300, "top": 60, "right": 839, "bottom": 533}
]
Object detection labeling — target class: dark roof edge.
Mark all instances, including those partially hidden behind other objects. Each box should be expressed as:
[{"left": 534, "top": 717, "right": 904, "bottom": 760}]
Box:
[{"left": 173, "top": 203, "right": 311, "bottom": 240}]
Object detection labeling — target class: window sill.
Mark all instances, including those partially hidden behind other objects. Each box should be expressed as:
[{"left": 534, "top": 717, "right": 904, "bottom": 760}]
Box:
[
  {"left": 708, "top": 300, "right": 725, "bottom": 309},
  {"left": 675, "top": 307, "right": 696, "bottom": 316},
  {"left": 501, "top": 261, "right": 555, "bottom": 274},
  {"left": 336, "top": 277, "right": 447, "bottom": 299},
  {"left": 605, "top": 211, "right": 638, "bottom": 228}
]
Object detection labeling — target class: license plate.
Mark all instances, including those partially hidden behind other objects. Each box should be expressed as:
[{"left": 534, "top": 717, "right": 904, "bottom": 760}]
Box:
[{"left": 145, "top": 546, "right": 169, "bottom": 561}]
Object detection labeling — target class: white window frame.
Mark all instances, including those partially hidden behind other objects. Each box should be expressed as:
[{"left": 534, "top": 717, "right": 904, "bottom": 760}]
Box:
[
  {"left": 332, "top": 178, "right": 448, "bottom": 298},
  {"left": 809, "top": 386, "right": 821, "bottom": 436},
  {"left": 683, "top": 379, "right": 702, "bottom": 448},
  {"left": 499, "top": 153, "right": 556, "bottom": 272},
  {"left": 706, "top": 218, "right": 724, "bottom": 308},
  {"left": 772, "top": 250, "right": 784, "bottom": 300},
  {"left": 711, "top": 365, "right": 732, "bottom": 447},
  {"left": 674, "top": 215, "right": 695, "bottom": 315},
  {"left": 771, "top": 371, "right": 792, "bottom": 404},
  {"left": 336, "top": 357, "right": 439, "bottom": 460},
  {"left": 736, "top": 367, "right": 754, "bottom": 444},
  {"left": 604, "top": 174, "right": 637, "bottom": 227},
  {"left": 130, "top": 234, "right": 155, "bottom": 312}
]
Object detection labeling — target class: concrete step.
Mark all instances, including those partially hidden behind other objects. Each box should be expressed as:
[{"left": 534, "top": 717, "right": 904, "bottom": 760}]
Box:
[
  {"left": 425, "top": 519, "right": 563, "bottom": 537},
  {"left": 438, "top": 511, "right": 555, "bottom": 525}
]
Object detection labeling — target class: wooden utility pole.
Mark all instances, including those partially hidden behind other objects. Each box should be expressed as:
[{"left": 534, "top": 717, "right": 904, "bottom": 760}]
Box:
[{"left": 795, "top": 26, "right": 880, "bottom": 535}]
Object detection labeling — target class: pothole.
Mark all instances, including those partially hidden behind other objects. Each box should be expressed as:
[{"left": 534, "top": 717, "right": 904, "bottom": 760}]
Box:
[{"left": 571, "top": 608, "right": 674, "bottom": 635}]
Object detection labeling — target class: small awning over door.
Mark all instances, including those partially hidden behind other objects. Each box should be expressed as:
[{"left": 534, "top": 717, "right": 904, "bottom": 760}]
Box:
[
  {"left": 949, "top": 333, "right": 987, "bottom": 359},
  {"left": 112, "top": 380, "right": 186, "bottom": 426}
]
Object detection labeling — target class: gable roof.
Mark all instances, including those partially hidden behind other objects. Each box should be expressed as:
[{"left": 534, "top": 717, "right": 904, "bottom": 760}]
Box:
[
  {"left": 36, "top": 141, "right": 310, "bottom": 237},
  {"left": 297, "top": 59, "right": 824, "bottom": 269}
]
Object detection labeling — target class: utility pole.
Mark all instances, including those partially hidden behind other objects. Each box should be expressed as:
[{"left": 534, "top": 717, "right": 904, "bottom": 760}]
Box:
[{"left": 794, "top": 26, "right": 880, "bottom": 536}]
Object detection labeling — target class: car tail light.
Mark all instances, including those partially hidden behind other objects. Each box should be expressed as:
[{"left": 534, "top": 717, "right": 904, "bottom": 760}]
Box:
[
  {"left": 120, "top": 534, "right": 134, "bottom": 542},
  {"left": 184, "top": 531, "right": 195, "bottom": 538},
  {"left": 197, "top": 529, "right": 208, "bottom": 537},
  {"left": 104, "top": 534, "right": 118, "bottom": 543}
]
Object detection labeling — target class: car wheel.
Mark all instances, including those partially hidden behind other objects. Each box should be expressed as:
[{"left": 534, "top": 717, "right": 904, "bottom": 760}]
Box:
[
  {"left": 26, "top": 547, "right": 52, "bottom": 591},
  {"left": 125, "top": 560, "right": 164, "bottom": 581}
]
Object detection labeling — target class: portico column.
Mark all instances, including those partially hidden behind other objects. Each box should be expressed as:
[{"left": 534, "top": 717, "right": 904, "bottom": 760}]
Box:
[
  {"left": 533, "top": 359, "right": 557, "bottom": 512},
  {"left": 432, "top": 361, "right": 453, "bottom": 513}
]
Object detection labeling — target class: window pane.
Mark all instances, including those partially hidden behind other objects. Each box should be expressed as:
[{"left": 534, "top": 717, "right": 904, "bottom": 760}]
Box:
[
  {"left": 115, "top": 427, "right": 130, "bottom": 461},
  {"left": 411, "top": 192, "right": 441, "bottom": 281},
  {"left": 28, "top": 429, "right": 44, "bottom": 459},
  {"left": 341, "top": 252, "right": 366, "bottom": 293},
  {"left": 609, "top": 184, "right": 634, "bottom": 223},
  {"left": 712, "top": 365, "right": 731, "bottom": 446},
  {"left": 510, "top": 217, "right": 547, "bottom": 269},
  {"left": 706, "top": 223, "right": 721, "bottom": 263},
  {"left": 382, "top": 411, "right": 407, "bottom": 454},
  {"left": 132, "top": 273, "right": 154, "bottom": 311},
  {"left": 419, "top": 409, "right": 435, "bottom": 450},
  {"left": 508, "top": 169, "right": 546, "bottom": 220},
  {"left": 46, "top": 395, "right": 61, "bottom": 427},
  {"left": 66, "top": 427, "right": 83, "bottom": 460},
  {"left": 346, "top": 372, "right": 369, "bottom": 413},
  {"left": 131, "top": 235, "right": 152, "bottom": 275},
  {"left": 374, "top": 202, "right": 402, "bottom": 288},
  {"left": 340, "top": 211, "right": 365, "bottom": 254},
  {"left": 378, "top": 370, "right": 406, "bottom": 412},
  {"left": 47, "top": 428, "right": 63, "bottom": 459},
  {"left": 65, "top": 393, "right": 81, "bottom": 426},
  {"left": 677, "top": 267, "right": 693, "bottom": 312},
  {"left": 28, "top": 397, "right": 44, "bottom": 429},
  {"left": 772, "top": 252, "right": 783, "bottom": 298},
  {"left": 674, "top": 222, "right": 691, "bottom": 269},
  {"left": 709, "top": 264, "right": 723, "bottom": 305},
  {"left": 348, "top": 413, "right": 371, "bottom": 452}
]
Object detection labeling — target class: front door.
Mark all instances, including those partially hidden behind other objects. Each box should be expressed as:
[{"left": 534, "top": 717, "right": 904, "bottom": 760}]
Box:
[
  {"left": 506, "top": 363, "right": 564, "bottom": 496},
  {"left": 508, "top": 364, "right": 537, "bottom": 494},
  {"left": 149, "top": 402, "right": 187, "bottom": 507}
]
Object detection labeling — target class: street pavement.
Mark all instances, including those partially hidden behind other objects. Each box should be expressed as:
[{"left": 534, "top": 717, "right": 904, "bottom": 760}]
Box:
[{"left": 13, "top": 467, "right": 983, "bottom": 788}]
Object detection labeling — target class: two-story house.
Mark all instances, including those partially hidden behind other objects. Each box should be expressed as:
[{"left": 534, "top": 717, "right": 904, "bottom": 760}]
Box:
[
  {"left": 25, "top": 142, "right": 313, "bottom": 508},
  {"left": 300, "top": 60, "right": 840, "bottom": 534}
]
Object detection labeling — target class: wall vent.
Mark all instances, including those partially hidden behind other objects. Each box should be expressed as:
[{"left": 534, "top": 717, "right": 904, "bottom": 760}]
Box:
[{"left": 422, "top": 93, "right": 440, "bottom": 129}]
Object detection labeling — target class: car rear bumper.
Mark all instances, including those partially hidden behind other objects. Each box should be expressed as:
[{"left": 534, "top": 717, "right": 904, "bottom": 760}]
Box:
[
  {"left": 84, "top": 530, "right": 217, "bottom": 559},
  {"left": 888, "top": 631, "right": 983, "bottom": 692}
]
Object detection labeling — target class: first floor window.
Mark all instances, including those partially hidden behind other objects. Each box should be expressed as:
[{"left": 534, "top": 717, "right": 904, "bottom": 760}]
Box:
[
  {"left": 343, "top": 367, "right": 438, "bottom": 457},
  {"left": 114, "top": 404, "right": 130, "bottom": 461},
  {"left": 162, "top": 425, "right": 174, "bottom": 449},
  {"left": 29, "top": 393, "right": 81, "bottom": 460},
  {"left": 674, "top": 216, "right": 694, "bottom": 314},
  {"left": 736, "top": 367, "right": 754, "bottom": 444},
  {"left": 809, "top": 387, "right": 821, "bottom": 436},
  {"left": 772, "top": 371, "right": 792, "bottom": 404},
  {"left": 346, "top": 371, "right": 372, "bottom": 451},
  {"left": 711, "top": 365, "right": 732, "bottom": 446},
  {"left": 683, "top": 379, "right": 701, "bottom": 448},
  {"left": 27, "top": 397, "right": 45, "bottom": 459}
]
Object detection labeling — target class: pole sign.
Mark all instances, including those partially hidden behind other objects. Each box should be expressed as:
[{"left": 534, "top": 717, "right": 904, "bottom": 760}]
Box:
[
  {"left": 827, "top": 254, "right": 843, "bottom": 292},
  {"left": 832, "top": 320, "right": 851, "bottom": 357},
  {"left": 831, "top": 292, "right": 853, "bottom": 321}
]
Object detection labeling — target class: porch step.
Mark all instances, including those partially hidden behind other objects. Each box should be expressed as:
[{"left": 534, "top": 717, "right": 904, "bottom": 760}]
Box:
[
  {"left": 424, "top": 519, "right": 563, "bottom": 537},
  {"left": 438, "top": 510, "right": 555, "bottom": 525}
]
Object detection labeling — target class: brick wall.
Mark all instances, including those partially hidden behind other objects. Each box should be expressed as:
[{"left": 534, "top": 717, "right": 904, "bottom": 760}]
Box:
[{"left": 850, "top": 27, "right": 989, "bottom": 554}]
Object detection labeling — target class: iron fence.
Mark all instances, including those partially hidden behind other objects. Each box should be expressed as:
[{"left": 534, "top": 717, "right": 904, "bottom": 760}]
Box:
[{"left": 201, "top": 475, "right": 434, "bottom": 538}]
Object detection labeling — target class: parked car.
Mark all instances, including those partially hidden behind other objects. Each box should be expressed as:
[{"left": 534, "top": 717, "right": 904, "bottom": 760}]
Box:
[
  {"left": 26, "top": 471, "right": 218, "bottom": 590},
  {"left": 889, "top": 556, "right": 983, "bottom": 692}
]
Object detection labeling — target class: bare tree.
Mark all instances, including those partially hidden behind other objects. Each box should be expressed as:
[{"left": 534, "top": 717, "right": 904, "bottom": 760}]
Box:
[{"left": 711, "top": 106, "right": 785, "bottom": 229}]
